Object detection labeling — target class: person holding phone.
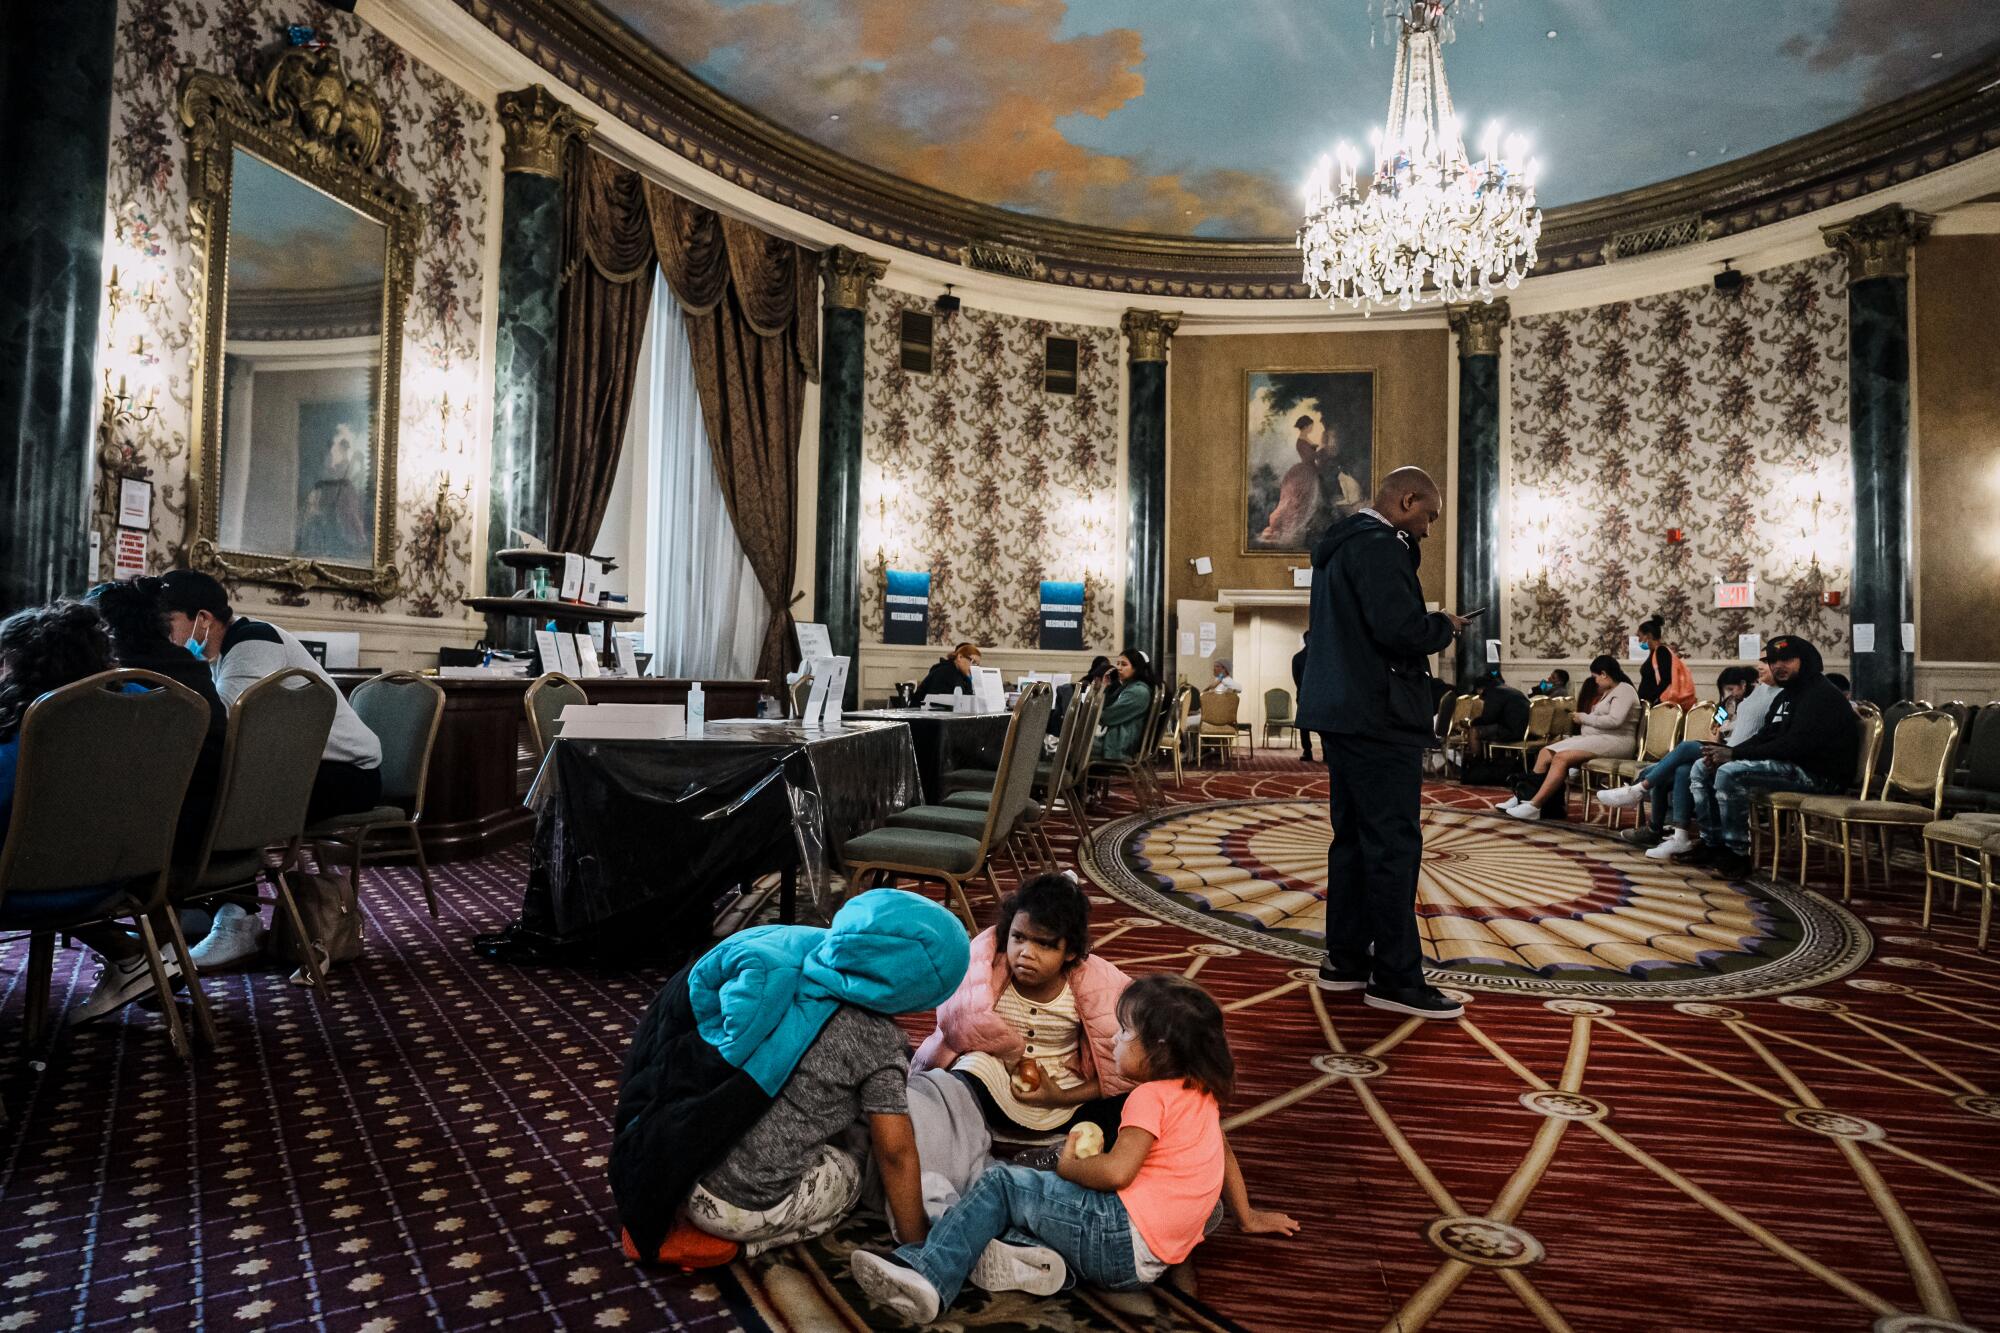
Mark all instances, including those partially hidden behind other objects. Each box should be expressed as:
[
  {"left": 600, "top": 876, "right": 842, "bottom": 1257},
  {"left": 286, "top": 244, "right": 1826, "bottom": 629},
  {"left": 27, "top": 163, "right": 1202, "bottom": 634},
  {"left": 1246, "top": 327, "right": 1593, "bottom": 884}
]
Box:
[{"left": 1297, "top": 467, "right": 1470, "bottom": 1020}]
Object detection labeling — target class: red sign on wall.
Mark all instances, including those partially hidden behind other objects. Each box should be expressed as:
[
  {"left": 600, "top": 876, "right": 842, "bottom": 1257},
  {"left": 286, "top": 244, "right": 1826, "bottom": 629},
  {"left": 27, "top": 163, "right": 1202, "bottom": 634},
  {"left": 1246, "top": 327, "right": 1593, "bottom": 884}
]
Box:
[{"left": 1714, "top": 582, "right": 1755, "bottom": 609}]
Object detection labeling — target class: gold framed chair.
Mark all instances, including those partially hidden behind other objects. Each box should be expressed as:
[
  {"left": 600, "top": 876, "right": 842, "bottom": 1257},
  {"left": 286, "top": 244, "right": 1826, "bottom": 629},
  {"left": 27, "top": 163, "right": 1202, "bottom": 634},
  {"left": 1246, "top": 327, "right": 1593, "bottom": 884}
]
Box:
[
  {"left": 1921, "top": 813, "right": 2000, "bottom": 949},
  {"left": 1441, "top": 694, "right": 1483, "bottom": 777},
  {"left": 524, "top": 671, "right": 588, "bottom": 761},
  {"left": 1756, "top": 703, "right": 1881, "bottom": 879},
  {"left": 1485, "top": 696, "right": 1558, "bottom": 772},
  {"left": 1682, "top": 700, "right": 1720, "bottom": 745},
  {"left": 1573, "top": 705, "right": 1654, "bottom": 825},
  {"left": 1195, "top": 690, "right": 1249, "bottom": 767},
  {"left": 1795, "top": 710, "right": 1961, "bottom": 901},
  {"left": 306, "top": 671, "right": 446, "bottom": 918},
  {"left": 1156, "top": 685, "right": 1194, "bottom": 788},
  {"left": 1595, "top": 702, "right": 1684, "bottom": 828}
]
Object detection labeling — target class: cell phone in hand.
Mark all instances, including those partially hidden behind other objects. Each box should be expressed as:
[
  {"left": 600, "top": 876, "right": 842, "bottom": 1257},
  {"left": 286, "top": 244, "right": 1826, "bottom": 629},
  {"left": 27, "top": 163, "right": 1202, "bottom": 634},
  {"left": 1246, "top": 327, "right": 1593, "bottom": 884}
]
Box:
[{"left": 1459, "top": 606, "right": 1487, "bottom": 620}]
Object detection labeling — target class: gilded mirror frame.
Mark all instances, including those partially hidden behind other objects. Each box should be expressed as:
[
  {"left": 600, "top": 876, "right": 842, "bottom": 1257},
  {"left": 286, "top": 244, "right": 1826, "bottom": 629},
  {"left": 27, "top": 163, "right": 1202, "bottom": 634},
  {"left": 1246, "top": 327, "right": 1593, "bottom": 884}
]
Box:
[{"left": 178, "top": 48, "right": 421, "bottom": 601}]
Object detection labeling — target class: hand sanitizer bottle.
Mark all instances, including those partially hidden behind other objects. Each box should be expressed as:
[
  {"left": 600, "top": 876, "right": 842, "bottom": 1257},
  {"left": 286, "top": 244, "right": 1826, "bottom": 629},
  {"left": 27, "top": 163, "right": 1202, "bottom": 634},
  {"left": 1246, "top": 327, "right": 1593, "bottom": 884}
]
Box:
[{"left": 687, "top": 681, "right": 706, "bottom": 738}]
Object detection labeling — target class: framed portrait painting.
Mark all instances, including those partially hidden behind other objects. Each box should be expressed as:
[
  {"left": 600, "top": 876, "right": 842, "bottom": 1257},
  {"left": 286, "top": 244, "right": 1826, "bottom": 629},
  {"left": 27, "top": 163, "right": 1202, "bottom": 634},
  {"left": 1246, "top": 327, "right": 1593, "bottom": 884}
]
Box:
[{"left": 1244, "top": 369, "right": 1375, "bottom": 553}]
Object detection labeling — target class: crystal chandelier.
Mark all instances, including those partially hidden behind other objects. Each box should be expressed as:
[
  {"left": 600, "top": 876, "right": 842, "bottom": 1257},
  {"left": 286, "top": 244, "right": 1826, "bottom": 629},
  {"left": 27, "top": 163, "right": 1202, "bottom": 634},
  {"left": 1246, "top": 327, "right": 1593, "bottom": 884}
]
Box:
[{"left": 1298, "top": 0, "right": 1541, "bottom": 312}]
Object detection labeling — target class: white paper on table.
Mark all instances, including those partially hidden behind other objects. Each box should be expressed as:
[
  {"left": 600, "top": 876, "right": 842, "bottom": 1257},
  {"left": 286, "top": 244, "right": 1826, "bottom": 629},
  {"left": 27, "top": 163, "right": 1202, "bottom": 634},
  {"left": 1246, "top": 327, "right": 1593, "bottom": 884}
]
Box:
[
  {"left": 817, "top": 656, "right": 850, "bottom": 729},
  {"left": 972, "top": 666, "right": 1006, "bottom": 713},
  {"left": 560, "top": 552, "right": 585, "bottom": 600},
  {"left": 572, "top": 633, "right": 601, "bottom": 678},
  {"left": 534, "top": 629, "right": 564, "bottom": 675},
  {"left": 796, "top": 622, "right": 834, "bottom": 661},
  {"left": 118, "top": 478, "right": 152, "bottom": 529},
  {"left": 1901, "top": 622, "right": 1916, "bottom": 653},
  {"left": 1485, "top": 638, "right": 1501, "bottom": 664},
  {"left": 552, "top": 633, "right": 582, "bottom": 677},
  {"left": 556, "top": 703, "right": 683, "bottom": 740},
  {"left": 1853, "top": 624, "right": 1876, "bottom": 654},
  {"left": 1178, "top": 631, "right": 1195, "bottom": 655},
  {"left": 802, "top": 655, "right": 836, "bottom": 728}
]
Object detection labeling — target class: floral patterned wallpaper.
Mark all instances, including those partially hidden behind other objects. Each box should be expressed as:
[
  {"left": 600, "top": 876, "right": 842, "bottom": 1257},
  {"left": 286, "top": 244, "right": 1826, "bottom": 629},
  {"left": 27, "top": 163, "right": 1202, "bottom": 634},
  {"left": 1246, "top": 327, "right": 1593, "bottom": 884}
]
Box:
[
  {"left": 859, "top": 293, "right": 1121, "bottom": 651},
  {"left": 1505, "top": 254, "right": 1852, "bottom": 660},
  {"left": 100, "top": 0, "right": 491, "bottom": 619}
]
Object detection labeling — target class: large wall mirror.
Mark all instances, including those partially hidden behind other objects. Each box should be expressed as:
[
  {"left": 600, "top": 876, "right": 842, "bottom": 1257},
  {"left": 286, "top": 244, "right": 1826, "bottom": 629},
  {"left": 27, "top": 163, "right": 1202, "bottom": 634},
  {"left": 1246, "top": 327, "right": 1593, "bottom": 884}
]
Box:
[{"left": 180, "top": 48, "right": 421, "bottom": 600}]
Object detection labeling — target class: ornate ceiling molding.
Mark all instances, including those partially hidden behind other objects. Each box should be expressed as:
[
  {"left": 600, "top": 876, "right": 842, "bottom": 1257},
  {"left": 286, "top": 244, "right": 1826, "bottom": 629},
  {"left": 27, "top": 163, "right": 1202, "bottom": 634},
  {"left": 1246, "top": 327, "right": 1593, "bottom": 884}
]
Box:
[{"left": 453, "top": 0, "right": 2000, "bottom": 300}]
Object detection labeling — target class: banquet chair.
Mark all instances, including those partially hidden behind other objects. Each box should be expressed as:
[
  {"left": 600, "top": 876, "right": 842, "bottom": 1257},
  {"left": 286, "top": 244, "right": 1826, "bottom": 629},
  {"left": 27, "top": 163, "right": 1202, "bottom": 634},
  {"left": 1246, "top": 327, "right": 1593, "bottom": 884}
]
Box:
[
  {"left": 525, "top": 671, "right": 588, "bottom": 761},
  {"left": 1922, "top": 812, "right": 2000, "bottom": 949},
  {"left": 938, "top": 682, "right": 1096, "bottom": 868},
  {"left": 1485, "top": 696, "right": 1558, "bottom": 772},
  {"left": 169, "top": 669, "right": 339, "bottom": 1018},
  {"left": 1795, "top": 709, "right": 1959, "bottom": 901},
  {"left": 0, "top": 670, "right": 209, "bottom": 1060},
  {"left": 842, "top": 684, "right": 1053, "bottom": 929},
  {"left": 1682, "top": 699, "right": 1720, "bottom": 745},
  {"left": 305, "top": 671, "right": 446, "bottom": 919},
  {"left": 1587, "top": 703, "right": 1683, "bottom": 828},
  {"left": 1755, "top": 702, "right": 1881, "bottom": 879},
  {"left": 1195, "top": 690, "right": 1249, "bottom": 767},
  {"left": 1942, "top": 704, "right": 2000, "bottom": 815},
  {"left": 1262, "top": 688, "right": 1298, "bottom": 749},
  {"left": 1091, "top": 685, "right": 1171, "bottom": 813},
  {"left": 1155, "top": 685, "right": 1193, "bottom": 788}
]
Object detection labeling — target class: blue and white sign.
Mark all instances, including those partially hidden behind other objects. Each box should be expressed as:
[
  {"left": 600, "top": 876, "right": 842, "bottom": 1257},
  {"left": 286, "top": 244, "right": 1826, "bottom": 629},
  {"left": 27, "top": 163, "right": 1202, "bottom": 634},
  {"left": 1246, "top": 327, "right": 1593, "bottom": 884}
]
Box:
[
  {"left": 1039, "top": 579, "right": 1085, "bottom": 651},
  {"left": 883, "top": 568, "right": 931, "bottom": 645}
]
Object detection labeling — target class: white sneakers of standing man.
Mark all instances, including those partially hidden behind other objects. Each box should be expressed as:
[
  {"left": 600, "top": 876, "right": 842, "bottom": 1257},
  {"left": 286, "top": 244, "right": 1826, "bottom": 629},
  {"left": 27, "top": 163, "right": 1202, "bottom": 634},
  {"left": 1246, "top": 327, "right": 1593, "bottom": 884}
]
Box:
[{"left": 1597, "top": 783, "right": 1647, "bottom": 808}]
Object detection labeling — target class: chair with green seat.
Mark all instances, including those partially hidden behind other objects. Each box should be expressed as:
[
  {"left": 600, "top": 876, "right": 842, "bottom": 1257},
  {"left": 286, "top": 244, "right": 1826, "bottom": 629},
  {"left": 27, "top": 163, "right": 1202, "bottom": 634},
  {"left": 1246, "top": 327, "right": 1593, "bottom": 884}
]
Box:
[
  {"left": 938, "top": 682, "right": 1096, "bottom": 866},
  {"left": 842, "top": 684, "right": 1053, "bottom": 928},
  {"left": 0, "top": 670, "right": 209, "bottom": 1059},
  {"left": 168, "top": 670, "right": 341, "bottom": 1025},
  {"left": 305, "top": 671, "right": 446, "bottom": 918},
  {"left": 1942, "top": 704, "right": 2000, "bottom": 815},
  {"left": 1091, "top": 685, "right": 1172, "bottom": 813},
  {"left": 1755, "top": 703, "right": 1881, "bottom": 879},
  {"left": 1795, "top": 709, "right": 1960, "bottom": 902},
  {"left": 525, "top": 671, "right": 587, "bottom": 762},
  {"left": 1262, "top": 688, "right": 1297, "bottom": 750}
]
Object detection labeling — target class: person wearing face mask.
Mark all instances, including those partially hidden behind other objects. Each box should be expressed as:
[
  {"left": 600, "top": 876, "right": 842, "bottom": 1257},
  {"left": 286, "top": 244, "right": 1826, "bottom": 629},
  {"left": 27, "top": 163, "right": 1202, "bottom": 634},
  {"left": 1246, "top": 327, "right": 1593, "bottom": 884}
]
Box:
[{"left": 155, "top": 569, "right": 383, "bottom": 967}]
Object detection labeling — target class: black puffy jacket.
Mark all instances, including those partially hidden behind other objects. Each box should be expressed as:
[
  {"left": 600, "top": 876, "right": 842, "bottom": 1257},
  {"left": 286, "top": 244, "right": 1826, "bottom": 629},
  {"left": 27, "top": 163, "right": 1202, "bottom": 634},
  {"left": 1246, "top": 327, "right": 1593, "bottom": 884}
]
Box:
[{"left": 1297, "top": 514, "right": 1457, "bottom": 743}]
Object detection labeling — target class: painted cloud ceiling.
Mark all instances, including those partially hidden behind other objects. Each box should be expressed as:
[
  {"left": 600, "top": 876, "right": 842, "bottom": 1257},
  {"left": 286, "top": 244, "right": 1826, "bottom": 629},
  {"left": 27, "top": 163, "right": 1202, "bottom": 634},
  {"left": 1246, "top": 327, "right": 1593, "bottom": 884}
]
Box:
[{"left": 596, "top": 0, "right": 2000, "bottom": 238}]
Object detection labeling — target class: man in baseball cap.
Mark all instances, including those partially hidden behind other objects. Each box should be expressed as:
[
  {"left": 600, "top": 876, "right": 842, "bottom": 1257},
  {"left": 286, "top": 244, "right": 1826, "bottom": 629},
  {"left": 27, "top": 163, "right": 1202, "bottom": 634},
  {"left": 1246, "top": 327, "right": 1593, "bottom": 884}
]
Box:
[
  {"left": 1682, "top": 633, "right": 1858, "bottom": 876},
  {"left": 157, "top": 569, "right": 383, "bottom": 966}
]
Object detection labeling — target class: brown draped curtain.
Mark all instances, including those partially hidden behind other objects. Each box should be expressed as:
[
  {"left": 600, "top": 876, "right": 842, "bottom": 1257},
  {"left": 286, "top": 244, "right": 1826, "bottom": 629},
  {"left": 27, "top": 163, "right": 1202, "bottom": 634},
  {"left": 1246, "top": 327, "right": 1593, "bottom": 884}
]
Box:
[{"left": 553, "top": 151, "right": 819, "bottom": 691}]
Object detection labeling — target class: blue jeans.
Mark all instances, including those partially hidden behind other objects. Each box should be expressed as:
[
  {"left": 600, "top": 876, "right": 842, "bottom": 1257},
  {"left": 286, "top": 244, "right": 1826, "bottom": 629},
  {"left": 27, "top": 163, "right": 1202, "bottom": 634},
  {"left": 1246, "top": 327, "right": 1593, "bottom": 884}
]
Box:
[
  {"left": 1695, "top": 758, "right": 1828, "bottom": 852},
  {"left": 1640, "top": 741, "right": 1706, "bottom": 829},
  {"left": 891, "top": 1163, "right": 1145, "bottom": 1309}
]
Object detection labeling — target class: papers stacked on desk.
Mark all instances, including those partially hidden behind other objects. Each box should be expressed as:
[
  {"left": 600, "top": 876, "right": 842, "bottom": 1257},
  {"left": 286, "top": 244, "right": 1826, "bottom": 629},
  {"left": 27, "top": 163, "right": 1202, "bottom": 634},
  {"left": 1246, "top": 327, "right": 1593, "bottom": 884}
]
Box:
[{"left": 556, "top": 703, "right": 686, "bottom": 740}]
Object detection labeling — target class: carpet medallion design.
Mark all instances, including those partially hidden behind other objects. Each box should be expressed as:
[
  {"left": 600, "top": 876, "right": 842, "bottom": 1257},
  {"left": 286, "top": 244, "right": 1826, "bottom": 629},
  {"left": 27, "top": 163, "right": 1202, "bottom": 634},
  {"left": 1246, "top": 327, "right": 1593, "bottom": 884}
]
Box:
[{"left": 1083, "top": 800, "right": 1872, "bottom": 1001}]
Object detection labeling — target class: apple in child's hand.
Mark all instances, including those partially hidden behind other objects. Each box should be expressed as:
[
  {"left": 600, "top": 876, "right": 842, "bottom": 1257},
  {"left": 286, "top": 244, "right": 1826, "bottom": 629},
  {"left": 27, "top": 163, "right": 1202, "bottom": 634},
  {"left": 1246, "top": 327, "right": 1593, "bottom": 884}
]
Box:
[
  {"left": 1011, "top": 1060, "right": 1044, "bottom": 1097},
  {"left": 1066, "top": 1122, "right": 1104, "bottom": 1159}
]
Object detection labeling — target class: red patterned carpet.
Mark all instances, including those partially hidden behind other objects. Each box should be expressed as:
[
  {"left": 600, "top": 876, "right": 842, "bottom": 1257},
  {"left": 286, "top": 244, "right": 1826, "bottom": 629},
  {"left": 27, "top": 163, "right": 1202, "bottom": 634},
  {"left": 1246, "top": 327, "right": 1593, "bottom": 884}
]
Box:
[{"left": 2, "top": 752, "right": 1997, "bottom": 1333}]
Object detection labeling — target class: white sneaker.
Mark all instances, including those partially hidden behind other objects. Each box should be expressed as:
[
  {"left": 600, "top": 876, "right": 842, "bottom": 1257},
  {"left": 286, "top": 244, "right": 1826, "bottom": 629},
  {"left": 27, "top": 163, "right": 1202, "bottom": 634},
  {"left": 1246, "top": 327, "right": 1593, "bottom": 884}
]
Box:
[
  {"left": 1597, "top": 783, "right": 1647, "bottom": 809},
  {"left": 1506, "top": 802, "right": 1542, "bottom": 821},
  {"left": 1494, "top": 796, "right": 1524, "bottom": 813},
  {"left": 850, "top": 1250, "right": 942, "bottom": 1323},
  {"left": 1647, "top": 828, "right": 1698, "bottom": 860},
  {"left": 970, "top": 1239, "right": 1068, "bottom": 1295},
  {"left": 70, "top": 954, "right": 178, "bottom": 1024},
  {"left": 189, "top": 902, "right": 264, "bottom": 970}
]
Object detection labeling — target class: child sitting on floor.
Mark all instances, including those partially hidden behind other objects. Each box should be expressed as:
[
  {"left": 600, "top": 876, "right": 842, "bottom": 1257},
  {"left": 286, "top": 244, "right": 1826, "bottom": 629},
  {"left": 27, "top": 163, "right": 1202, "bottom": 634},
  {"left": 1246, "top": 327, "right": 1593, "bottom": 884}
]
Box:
[
  {"left": 610, "top": 889, "right": 969, "bottom": 1266},
  {"left": 852, "top": 973, "right": 1298, "bottom": 1321},
  {"left": 914, "top": 873, "right": 1133, "bottom": 1141}
]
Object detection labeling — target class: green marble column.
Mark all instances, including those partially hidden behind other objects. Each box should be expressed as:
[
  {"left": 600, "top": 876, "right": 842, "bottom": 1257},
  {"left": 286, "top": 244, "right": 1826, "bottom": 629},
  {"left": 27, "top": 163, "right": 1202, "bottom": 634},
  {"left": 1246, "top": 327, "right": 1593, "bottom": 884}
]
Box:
[
  {"left": 485, "top": 88, "right": 592, "bottom": 644},
  {"left": 1823, "top": 206, "right": 1930, "bottom": 706},
  {"left": 1122, "top": 310, "right": 1179, "bottom": 675},
  {"left": 814, "top": 247, "right": 885, "bottom": 705},
  {"left": 0, "top": 4, "right": 115, "bottom": 614},
  {"left": 1447, "top": 300, "right": 1507, "bottom": 685}
]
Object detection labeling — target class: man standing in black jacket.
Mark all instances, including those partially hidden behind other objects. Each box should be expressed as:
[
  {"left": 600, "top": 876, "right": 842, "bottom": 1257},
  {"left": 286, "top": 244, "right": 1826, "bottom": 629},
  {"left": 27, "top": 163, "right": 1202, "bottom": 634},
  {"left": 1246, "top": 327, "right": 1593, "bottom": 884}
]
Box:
[
  {"left": 1291, "top": 632, "right": 1314, "bottom": 764},
  {"left": 1684, "top": 633, "right": 1857, "bottom": 877},
  {"left": 1298, "top": 467, "right": 1469, "bottom": 1019}
]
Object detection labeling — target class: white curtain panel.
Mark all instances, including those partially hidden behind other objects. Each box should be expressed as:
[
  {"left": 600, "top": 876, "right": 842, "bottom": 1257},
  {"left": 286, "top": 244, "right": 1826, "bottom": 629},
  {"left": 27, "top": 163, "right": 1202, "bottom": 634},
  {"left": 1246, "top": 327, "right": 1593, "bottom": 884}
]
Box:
[{"left": 633, "top": 272, "right": 768, "bottom": 679}]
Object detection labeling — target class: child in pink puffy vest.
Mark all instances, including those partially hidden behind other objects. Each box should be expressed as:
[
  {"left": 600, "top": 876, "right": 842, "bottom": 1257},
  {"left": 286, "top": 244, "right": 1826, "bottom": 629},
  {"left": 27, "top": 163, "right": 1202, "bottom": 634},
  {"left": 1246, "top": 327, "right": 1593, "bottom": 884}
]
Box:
[{"left": 914, "top": 874, "right": 1133, "bottom": 1142}]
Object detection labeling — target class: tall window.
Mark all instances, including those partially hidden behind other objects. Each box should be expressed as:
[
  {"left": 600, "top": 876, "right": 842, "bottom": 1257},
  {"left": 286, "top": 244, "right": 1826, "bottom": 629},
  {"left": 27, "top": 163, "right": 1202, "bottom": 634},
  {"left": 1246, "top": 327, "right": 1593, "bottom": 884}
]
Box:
[{"left": 626, "top": 272, "right": 767, "bottom": 678}]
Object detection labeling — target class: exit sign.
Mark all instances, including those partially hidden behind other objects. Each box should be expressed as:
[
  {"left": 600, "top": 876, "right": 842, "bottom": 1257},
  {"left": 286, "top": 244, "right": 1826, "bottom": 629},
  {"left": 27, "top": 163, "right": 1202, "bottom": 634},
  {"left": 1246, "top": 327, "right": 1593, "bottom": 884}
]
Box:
[{"left": 1715, "top": 581, "right": 1756, "bottom": 609}]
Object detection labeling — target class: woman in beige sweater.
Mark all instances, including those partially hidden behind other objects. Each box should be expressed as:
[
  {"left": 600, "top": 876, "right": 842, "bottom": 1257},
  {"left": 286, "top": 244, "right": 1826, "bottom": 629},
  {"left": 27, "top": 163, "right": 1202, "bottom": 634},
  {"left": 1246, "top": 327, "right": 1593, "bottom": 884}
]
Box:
[{"left": 1502, "top": 655, "right": 1640, "bottom": 821}]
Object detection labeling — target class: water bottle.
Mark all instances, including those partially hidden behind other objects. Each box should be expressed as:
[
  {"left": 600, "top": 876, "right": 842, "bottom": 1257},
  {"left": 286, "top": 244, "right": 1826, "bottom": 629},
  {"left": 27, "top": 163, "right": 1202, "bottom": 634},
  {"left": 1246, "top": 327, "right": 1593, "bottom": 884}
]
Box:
[{"left": 687, "top": 680, "right": 706, "bottom": 738}]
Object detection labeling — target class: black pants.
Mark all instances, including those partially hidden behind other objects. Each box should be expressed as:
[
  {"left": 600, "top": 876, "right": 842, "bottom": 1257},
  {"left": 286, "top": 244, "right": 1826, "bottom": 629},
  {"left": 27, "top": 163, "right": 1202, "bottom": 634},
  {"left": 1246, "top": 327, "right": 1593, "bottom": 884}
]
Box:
[
  {"left": 307, "top": 760, "right": 383, "bottom": 825},
  {"left": 1323, "top": 732, "right": 1425, "bottom": 989}
]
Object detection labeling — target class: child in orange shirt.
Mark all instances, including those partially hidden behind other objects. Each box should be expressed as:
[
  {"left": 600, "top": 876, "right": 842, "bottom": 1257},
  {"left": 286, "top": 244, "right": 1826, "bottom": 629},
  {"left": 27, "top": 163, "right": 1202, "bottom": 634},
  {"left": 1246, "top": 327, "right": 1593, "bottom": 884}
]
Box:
[{"left": 851, "top": 973, "right": 1296, "bottom": 1321}]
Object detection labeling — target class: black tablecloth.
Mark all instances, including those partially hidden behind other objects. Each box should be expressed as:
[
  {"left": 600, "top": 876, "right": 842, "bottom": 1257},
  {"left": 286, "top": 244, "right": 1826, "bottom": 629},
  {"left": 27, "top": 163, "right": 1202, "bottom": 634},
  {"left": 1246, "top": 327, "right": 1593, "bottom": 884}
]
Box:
[
  {"left": 844, "top": 708, "right": 1013, "bottom": 802},
  {"left": 508, "top": 720, "right": 919, "bottom": 963}
]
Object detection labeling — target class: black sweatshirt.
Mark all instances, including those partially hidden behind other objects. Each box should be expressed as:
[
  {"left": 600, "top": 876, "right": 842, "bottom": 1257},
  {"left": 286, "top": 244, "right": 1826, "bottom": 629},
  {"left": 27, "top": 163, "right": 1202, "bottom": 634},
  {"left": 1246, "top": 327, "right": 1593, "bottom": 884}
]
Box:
[
  {"left": 1298, "top": 513, "right": 1456, "bottom": 743},
  {"left": 1730, "top": 643, "right": 1859, "bottom": 788}
]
